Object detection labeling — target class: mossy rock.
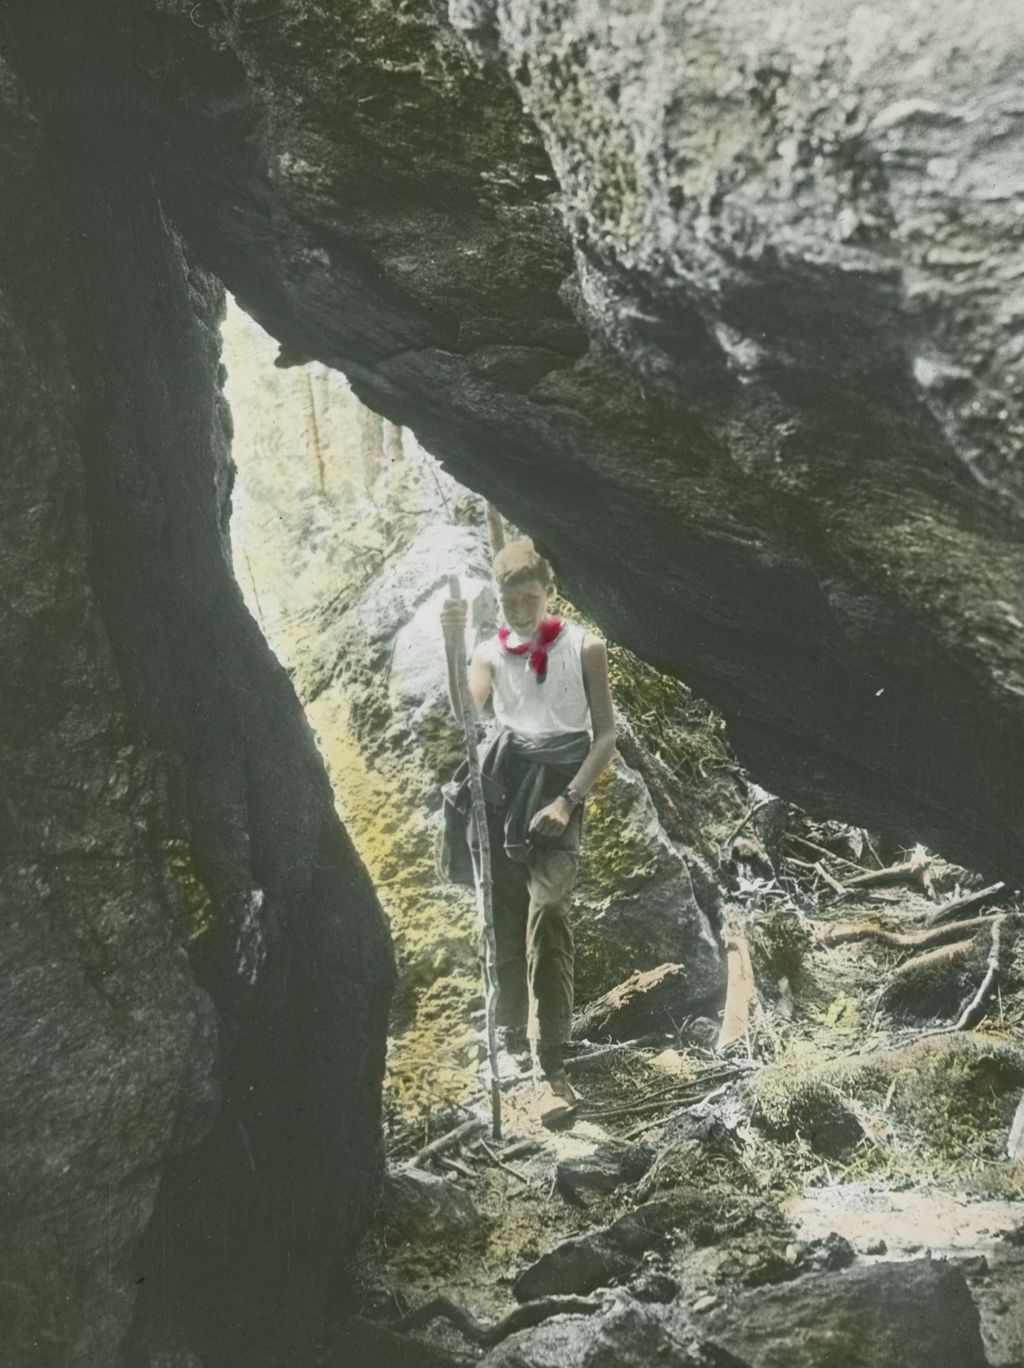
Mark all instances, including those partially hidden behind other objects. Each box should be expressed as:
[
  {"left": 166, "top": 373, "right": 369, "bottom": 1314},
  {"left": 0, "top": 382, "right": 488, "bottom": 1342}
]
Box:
[
  {"left": 749, "top": 1035, "right": 1024, "bottom": 1168},
  {"left": 877, "top": 935, "right": 989, "bottom": 1022}
]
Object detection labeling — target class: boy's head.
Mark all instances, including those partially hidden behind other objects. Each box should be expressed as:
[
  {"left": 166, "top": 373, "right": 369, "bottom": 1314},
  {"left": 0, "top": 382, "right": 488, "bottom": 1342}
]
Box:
[{"left": 492, "top": 538, "right": 555, "bottom": 635}]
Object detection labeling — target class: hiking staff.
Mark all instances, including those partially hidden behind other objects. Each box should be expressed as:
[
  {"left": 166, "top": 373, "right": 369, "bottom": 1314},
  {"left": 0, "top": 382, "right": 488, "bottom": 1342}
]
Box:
[{"left": 444, "top": 574, "right": 502, "bottom": 1140}]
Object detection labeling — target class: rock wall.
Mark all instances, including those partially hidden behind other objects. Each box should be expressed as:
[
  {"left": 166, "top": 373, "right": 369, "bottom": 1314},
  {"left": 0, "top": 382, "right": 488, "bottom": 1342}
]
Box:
[
  {"left": 4, "top": 0, "right": 1019, "bottom": 877},
  {"left": 0, "top": 54, "right": 392, "bottom": 1368}
]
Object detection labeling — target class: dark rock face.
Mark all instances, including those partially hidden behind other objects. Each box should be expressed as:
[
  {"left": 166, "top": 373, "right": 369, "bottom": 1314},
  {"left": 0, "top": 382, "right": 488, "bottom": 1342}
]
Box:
[
  {"left": 702, "top": 1258, "right": 988, "bottom": 1368},
  {"left": 4, "top": 0, "right": 1021, "bottom": 879},
  {"left": 0, "top": 44, "right": 392, "bottom": 1368}
]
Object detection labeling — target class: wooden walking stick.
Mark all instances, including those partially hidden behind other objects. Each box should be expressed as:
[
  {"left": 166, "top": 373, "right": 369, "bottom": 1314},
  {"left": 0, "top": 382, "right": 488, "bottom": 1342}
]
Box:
[{"left": 445, "top": 575, "right": 502, "bottom": 1140}]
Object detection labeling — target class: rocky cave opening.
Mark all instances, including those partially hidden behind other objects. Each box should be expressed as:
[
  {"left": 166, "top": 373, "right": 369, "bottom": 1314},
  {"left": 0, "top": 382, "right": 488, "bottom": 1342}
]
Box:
[{"left": 2, "top": 1, "right": 1022, "bottom": 1366}]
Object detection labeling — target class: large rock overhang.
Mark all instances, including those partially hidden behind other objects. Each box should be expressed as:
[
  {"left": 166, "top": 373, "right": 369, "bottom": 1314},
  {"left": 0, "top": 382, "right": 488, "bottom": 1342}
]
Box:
[{"left": 5, "top": 0, "right": 1022, "bottom": 880}]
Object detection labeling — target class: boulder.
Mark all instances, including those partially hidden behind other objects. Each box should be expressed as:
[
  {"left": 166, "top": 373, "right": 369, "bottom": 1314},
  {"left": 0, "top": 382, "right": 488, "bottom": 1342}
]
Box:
[
  {"left": 479, "top": 1295, "right": 712, "bottom": 1368},
  {"left": 382, "top": 1165, "right": 483, "bottom": 1243},
  {"left": 514, "top": 1201, "right": 684, "bottom": 1301},
  {"left": 701, "top": 1258, "right": 988, "bottom": 1368},
  {"left": 575, "top": 760, "right": 725, "bottom": 1002},
  {"left": 555, "top": 1139, "right": 654, "bottom": 1196}
]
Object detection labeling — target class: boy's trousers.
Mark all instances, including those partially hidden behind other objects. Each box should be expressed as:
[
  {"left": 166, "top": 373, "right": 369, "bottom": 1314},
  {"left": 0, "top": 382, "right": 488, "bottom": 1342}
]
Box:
[{"left": 490, "top": 838, "right": 577, "bottom": 1046}]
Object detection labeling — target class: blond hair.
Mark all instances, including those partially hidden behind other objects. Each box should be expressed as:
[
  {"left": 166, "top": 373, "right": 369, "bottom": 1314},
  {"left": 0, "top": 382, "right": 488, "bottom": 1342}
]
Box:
[{"left": 492, "top": 538, "right": 554, "bottom": 591}]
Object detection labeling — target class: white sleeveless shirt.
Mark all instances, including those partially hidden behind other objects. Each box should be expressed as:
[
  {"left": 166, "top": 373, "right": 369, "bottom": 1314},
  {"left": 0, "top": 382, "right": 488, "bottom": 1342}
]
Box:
[{"left": 482, "top": 621, "right": 592, "bottom": 739}]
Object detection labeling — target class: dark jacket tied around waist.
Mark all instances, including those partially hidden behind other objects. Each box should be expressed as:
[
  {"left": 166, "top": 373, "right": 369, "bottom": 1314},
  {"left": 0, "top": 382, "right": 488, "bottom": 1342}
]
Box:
[{"left": 440, "top": 728, "right": 591, "bottom": 887}]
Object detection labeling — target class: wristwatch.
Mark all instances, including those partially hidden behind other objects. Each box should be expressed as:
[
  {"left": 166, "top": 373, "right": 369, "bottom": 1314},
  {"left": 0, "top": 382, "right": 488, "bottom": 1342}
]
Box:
[{"left": 561, "top": 785, "right": 585, "bottom": 811}]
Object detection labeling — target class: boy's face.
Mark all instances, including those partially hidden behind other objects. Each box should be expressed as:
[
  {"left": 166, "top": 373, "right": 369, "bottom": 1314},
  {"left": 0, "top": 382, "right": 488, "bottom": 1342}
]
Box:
[{"left": 499, "top": 578, "right": 552, "bottom": 637}]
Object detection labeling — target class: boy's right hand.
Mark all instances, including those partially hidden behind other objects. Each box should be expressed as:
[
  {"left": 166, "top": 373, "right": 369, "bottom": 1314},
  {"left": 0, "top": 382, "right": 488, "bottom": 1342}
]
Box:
[{"left": 441, "top": 597, "right": 468, "bottom": 639}]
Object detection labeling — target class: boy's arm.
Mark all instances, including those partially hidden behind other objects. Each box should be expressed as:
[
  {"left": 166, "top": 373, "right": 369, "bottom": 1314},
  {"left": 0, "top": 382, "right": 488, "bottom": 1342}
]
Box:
[
  {"left": 570, "top": 635, "right": 617, "bottom": 794},
  {"left": 529, "top": 634, "right": 616, "bottom": 836}
]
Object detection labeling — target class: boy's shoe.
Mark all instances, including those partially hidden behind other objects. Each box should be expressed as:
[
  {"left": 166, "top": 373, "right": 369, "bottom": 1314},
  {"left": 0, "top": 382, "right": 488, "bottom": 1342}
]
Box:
[{"left": 533, "top": 1043, "right": 579, "bottom": 1110}]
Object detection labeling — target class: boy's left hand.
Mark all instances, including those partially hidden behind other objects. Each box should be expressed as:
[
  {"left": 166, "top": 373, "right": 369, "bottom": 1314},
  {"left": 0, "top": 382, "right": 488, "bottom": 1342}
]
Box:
[{"left": 529, "top": 797, "right": 572, "bottom": 837}]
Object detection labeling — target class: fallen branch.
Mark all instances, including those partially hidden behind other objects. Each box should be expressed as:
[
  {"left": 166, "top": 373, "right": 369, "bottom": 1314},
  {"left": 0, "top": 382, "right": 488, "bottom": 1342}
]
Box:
[
  {"left": 785, "top": 832, "right": 871, "bottom": 874},
  {"left": 394, "top": 1294, "right": 604, "bottom": 1347},
  {"left": 564, "top": 1041, "right": 646, "bottom": 1070},
  {"left": 622, "top": 1080, "right": 737, "bottom": 1141},
  {"left": 954, "top": 917, "right": 1004, "bottom": 1031},
  {"left": 844, "top": 855, "right": 929, "bottom": 890},
  {"left": 437, "top": 1154, "right": 476, "bottom": 1181},
  {"left": 578, "top": 1066, "right": 740, "bottom": 1124},
  {"left": 925, "top": 882, "right": 1006, "bottom": 928},
  {"left": 821, "top": 916, "right": 998, "bottom": 951},
  {"left": 814, "top": 861, "right": 848, "bottom": 896},
  {"left": 724, "top": 798, "right": 771, "bottom": 850},
  {"left": 718, "top": 906, "right": 758, "bottom": 1053},
  {"left": 478, "top": 1139, "right": 529, "bottom": 1185},
  {"left": 499, "top": 1138, "right": 542, "bottom": 1161},
  {"left": 411, "top": 1118, "right": 484, "bottom": 1167}
]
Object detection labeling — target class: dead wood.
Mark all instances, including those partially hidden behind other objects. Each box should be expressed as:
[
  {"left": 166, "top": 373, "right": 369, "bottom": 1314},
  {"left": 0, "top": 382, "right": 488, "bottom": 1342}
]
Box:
[
  {"left": 814, "top": 860, "right": 848, "bottom": 895},
  {"left": 954, "top": 917, "right": 1004, "bottom": 1031},
  {"left": 478, "top": 1139, "right": 529, "bottom": 1184},
  {"left": 411, "top": 1118, "right": 484, "bottom": 1166},
  {"left": 582, "top": 1068, "right": 739, "bottom": 1122},
  {"left": 718, "top": 906, "right": 758, "bottom": 1053},
  {"left": 844, "top": 859, "right": 928, "bottom": 890},
  {"left": 394, "top": 1293, "right": 604, "bottom": 1347},
  {"left": 499, "top": 1138, "right": 542, "bottom": 1161},
  {"left": 821, "top": 916, "right": 998, "bottom": 951},
  {"left": 483, "top": 500, "right": 506, "bottom": 554},
  {"left": 436, "top": 1154, "right": 476, "bottom": 1181},
  {"left": 925, "top": 882, "right": 1007, "bottom": 927},
  {"left": 785, "top": 832, "right": 872, "bottom": 874},
  {"left": 565, "top": 1041, "right": 646, "bottom": 1069},
  {"left": 724, "top": 798, "right": 772, "bottom": 850}
]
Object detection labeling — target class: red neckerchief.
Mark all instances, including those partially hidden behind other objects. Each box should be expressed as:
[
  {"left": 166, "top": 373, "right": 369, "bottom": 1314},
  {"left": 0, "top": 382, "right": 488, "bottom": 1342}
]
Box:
[{"left": 497, "top": 616, "right": 563, "bottom": 681}]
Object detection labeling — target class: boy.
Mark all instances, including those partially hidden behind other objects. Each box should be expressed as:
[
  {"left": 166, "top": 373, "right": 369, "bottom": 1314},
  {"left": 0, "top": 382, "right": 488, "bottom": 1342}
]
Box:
[{"left": 441, "top": 539, "right": 616, "bottom": 1110}]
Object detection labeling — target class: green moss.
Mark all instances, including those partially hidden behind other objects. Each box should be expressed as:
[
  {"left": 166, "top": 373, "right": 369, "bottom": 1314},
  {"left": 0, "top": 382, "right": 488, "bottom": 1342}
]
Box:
[
  {"left": 160, "top": 838, "right": 215, "bottom": 942},
  {"left": 417, "top": 710, "right": 465, "bottom": 789},
  {"left": 385, "top": 971, "right": 481, "bottom": 1134},
  {"left": 749, "top": 1036, "right": 1024, "bottom": 1190},
  {"left": 578, "top": 765, "right": 661, "bottom": 904}
]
